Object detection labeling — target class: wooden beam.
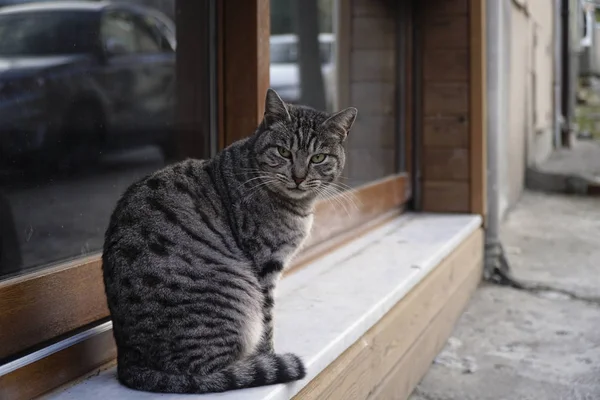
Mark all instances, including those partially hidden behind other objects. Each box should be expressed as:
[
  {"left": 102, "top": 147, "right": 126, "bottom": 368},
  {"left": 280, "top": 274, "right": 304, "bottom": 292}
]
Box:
[
  {"left": 222, "top": 0, "right": 271, "bottom": 146},
  {"left": 0, "top": 257, "right": 108, "bottom": 360},
  {"left": 469, "top": 0, "right": 487, "bottom": 217},
  {"left": 0, "top": 330, "right": 116, "bottom": 400},
  {"left": 367, "top": 247, "right": 482, "bottom": 399}
]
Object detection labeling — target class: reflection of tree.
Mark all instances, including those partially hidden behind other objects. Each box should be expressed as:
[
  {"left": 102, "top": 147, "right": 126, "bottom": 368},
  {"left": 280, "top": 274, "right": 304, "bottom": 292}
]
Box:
[
  {"left": 293, "top": 0, "right": 326, "bottom": 110},
  {"left": 272, "top": 0, "right": 333, "bottom": 35}
]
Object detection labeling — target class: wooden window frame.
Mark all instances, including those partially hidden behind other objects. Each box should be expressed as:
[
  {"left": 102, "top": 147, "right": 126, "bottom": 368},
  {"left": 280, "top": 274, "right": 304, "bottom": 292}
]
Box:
[{"left": 0, "top": 1, "right": 413, "bottom": 398}]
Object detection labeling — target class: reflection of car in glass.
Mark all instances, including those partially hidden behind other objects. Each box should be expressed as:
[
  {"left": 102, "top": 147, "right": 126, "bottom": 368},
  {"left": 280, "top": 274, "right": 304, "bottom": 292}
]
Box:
[
  {"left": 270, "top": 33, "right": 336, "bottom": 110},
  {"left": 0, "top": 1, "right": 176, "bottom": 167}
]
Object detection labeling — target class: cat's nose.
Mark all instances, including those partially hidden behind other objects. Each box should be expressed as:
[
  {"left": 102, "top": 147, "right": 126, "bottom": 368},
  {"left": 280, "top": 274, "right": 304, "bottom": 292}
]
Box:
[{"left": 292, "top": 175, "right": 305, "bottom": 185}]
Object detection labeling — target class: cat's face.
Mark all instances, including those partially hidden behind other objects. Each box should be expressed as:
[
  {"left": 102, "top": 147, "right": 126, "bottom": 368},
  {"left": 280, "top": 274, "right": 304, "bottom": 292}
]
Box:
[{"left": 254, "top": 89, "right": 357, "bottom": 200}]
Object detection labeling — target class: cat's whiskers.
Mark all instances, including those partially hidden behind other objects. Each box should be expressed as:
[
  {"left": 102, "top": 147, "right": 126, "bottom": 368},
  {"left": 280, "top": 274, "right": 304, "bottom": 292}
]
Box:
[
  {"left": 238, "top": 174, "right": 274, "bottom": 188},
  {"left": 242, "top": 179, "right": 280, "bottom": 203},
  {"left": 234, "top": 167, "right": 265, "bottom": 176},
  {"left": 319, "top": 184, "right": 360, "bottom": 215},
  {"left": 314, "top": 187, "right": 340, "bottom": 214},
  {"left": 327, "top": 182, "right": 362, "bottom": 209},
  {"left": 315, "top": 185, "right": 352, "bottom": 217}
]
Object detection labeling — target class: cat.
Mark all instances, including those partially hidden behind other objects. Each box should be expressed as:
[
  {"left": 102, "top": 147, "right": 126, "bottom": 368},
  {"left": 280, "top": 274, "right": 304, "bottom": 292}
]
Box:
[{"left": 102, "top": 89, "right": 357, "bottom": 394}]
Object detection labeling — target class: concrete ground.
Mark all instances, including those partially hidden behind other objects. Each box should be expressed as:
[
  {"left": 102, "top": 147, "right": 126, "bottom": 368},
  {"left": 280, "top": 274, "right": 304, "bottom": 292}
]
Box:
[
  {"left": 527, "top": 140, "right": 600, "bottom": 196},
  {"left": 410, "top": 191, "right": 600, "bottom": 400},
  {"left": 538, "top": 140, "right": 600, "bottom": 181}
]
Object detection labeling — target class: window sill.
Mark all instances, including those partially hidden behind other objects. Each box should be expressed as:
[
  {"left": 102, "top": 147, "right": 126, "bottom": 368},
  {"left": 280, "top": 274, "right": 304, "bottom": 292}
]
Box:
[{"left": 47, "top": 213, "right": 481, "bottom": 400}]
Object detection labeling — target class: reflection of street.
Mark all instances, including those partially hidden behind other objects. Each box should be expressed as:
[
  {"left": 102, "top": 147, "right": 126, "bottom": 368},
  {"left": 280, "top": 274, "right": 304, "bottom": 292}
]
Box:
[{"left": 1, "top": 146, "right": 165, "bottom": 277}]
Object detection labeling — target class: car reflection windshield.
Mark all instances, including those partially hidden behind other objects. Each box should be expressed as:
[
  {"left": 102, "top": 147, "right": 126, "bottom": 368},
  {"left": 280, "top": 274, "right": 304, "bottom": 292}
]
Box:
[{"left": 0, "top": 11, "right": 97, "bottom": 56}]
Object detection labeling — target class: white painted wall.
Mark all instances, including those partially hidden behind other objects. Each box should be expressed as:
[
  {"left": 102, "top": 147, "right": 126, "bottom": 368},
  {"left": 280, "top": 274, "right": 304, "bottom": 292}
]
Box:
[{"left": 499, "top": 0, "right": 556, "bottom": 215}]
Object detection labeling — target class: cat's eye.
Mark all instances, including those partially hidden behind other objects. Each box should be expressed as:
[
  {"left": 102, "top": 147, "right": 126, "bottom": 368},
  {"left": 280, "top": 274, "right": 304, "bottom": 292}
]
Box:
[
  {"left": 277, "top": 147, "right": 292, "bottom": 159},
  {"left": 310, "top": 154, "right": 326, "bottom": 164}
]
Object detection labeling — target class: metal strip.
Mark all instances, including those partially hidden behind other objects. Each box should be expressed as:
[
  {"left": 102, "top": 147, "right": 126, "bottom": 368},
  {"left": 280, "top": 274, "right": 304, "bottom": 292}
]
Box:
[
  {"left": 0, "top": 321, "right": 113, "bottom": 377},
  {"left": 411, "top": 0, "right": 423, "bottom": 211},
  {"left": 395, "top": 0, "right": 408, "bottom": 173}
]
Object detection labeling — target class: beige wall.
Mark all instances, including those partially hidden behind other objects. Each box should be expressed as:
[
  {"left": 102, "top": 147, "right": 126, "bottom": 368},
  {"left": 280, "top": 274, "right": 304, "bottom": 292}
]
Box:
[{"left": 503, "top": 0, "right": 555, "bottom": 211}]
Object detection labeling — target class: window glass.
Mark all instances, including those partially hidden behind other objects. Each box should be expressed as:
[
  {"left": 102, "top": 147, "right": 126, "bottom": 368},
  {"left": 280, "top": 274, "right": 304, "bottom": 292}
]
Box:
[
  {"left": 270, "top": 0, "right": 399, "bottom": 188},
  {"left": 0, "top": 0, "right": 207, "bottom": 280},
  {"left": 0, "top": 11, "right": 97, "bottom": 56},
  {"left": 269, "top": 0, "right": 336, "bottom": 112},
  {"left": 133, "top": 15, "right": 163, "bottom": 53},
  {"left": 101, "top": 11, "right": 138, "bottom": 54}
]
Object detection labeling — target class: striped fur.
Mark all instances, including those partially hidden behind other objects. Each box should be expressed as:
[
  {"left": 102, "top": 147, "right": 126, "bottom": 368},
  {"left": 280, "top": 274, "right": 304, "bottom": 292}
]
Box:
[{"left": 102, "top": 89, "right": 357, "bottom": 394}]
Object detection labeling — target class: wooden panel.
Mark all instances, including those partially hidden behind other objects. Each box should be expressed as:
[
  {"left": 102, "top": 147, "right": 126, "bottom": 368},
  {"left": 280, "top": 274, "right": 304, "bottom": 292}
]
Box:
[
  {"left": 294, "top": 229, "right": 484, "bottom": 400},
  {"left": 352, "top": 17, "right": 395, "bottom": 50},
  {"left": 222, "top": 0, "right": 270, "bottom": 146},
  {"left": 423, "top": 48, "right": 469, "bottom": 81},
  {"left": 0, "top": 257, "right": 107, "bottom": 360},
  {"left": 422, "top": 181, "right": 470, "bottom": 212},
  {"left": 351, "top": 49, "right": 395, "bottom": 82},
  {"left": 420, "top": 1, "right": 482, "bottom": 214},
  {"left": 423, "top": 148, "right": 469, "bottom": 181},
  {"left": 469, "top": 0, "right": 487, "bottom": 217},
  {"left": 352, "top": 0, "right": 395, "bottom": 17},
  {"left": 424, "top": 16, "right": 468, "bottom": 49},
  {"left": 427, "top": 0, "right": 469, "bottom": 16},
  {"left": 367, "top": 248, "right": 481, "bottom": 399},
  {"left": 0, "top": 330, "right": 116, "bottom": 400},
  {"left": 424, "top": 116, "right": 469, "bottom": 148},
  {"left": 423, "top": 82, "right": 469, "bottom": 115}
]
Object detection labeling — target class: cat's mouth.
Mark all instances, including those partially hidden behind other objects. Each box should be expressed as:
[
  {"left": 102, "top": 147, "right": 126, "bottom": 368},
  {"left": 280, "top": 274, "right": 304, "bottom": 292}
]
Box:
[{"left": 284, "top": 185, "right": 312, "bottom": 199}]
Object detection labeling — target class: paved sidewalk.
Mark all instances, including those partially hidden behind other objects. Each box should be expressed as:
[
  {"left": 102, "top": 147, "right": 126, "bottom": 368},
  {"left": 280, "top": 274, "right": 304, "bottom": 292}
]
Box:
[
  {"left": 410, "top": 191, "right": 600, "bottom": 400},
  {"left": 537, "top": 140, "right": 600, "bottom": 180}
]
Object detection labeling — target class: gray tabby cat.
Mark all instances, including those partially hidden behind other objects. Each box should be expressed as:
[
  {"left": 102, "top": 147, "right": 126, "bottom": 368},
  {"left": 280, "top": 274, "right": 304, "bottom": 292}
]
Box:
[{"left": 102, "top": 89, "right": 357, "bottom": 394}]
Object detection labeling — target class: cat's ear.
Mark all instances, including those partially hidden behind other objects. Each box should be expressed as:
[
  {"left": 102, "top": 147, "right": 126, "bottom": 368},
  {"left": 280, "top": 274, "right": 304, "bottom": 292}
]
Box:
[
  {"left": 264, "top": 88, "right": 291, "bottom": 125},
  {"left": 321, "top": 107, "right": 358, "bottom": 141}
]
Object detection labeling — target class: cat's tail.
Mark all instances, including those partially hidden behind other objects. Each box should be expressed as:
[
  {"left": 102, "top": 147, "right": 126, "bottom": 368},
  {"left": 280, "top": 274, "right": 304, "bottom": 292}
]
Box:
[{"left": 118, "top": 352, "right": 306, "bottom": 394}]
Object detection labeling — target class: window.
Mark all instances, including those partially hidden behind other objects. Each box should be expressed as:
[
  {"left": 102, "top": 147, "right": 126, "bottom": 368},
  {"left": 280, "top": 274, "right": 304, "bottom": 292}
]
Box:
[
  {"left": 269, "top": 0, "right": 406, "bottom": 188},
  {"left": 0, "top": 0, "right": 214, "bottom": 378},
  {"left": 101, "top": 11, "right": 138, "bottom": 54},
  {"left": 581, "top": 4, "right": 594, "bottom": 48},
  {"left": 269, "top": 1, "right": 336, "bottom": 112},
  {"left": 0, "top": 11, "right": 98, "bottom": 56},
  {"left": 133, "top": 14, "right": 163, "bottom": 53},
  {"left": 0, "top": 1, "right": 414, "bottom": 397},
  {"left": 100, "top": 10, "right": 168, "bottom": 55},
  {"left": 267, "top": 0, "right": 411, "bottom": 265},
  {"left": 141, "top": 14, "right": 176, "bottom": 52},
  {"left": 0, "top": 4, "right": 188, "bottom": 282}
]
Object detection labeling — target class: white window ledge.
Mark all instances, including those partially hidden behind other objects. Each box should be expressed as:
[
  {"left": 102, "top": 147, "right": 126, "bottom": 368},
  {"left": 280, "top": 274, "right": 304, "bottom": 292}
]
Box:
[{"left": 47, "top": 213, "right": 481, "bottom": 400}]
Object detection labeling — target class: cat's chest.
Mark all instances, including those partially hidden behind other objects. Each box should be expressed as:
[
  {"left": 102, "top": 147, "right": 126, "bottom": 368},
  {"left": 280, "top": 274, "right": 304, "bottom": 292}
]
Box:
[
  {"left": 273, "top": 214, "right": 313, "bottom": 260},
  {"left": 283, "top": 214, "right": 313, "bottom": 243}
]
